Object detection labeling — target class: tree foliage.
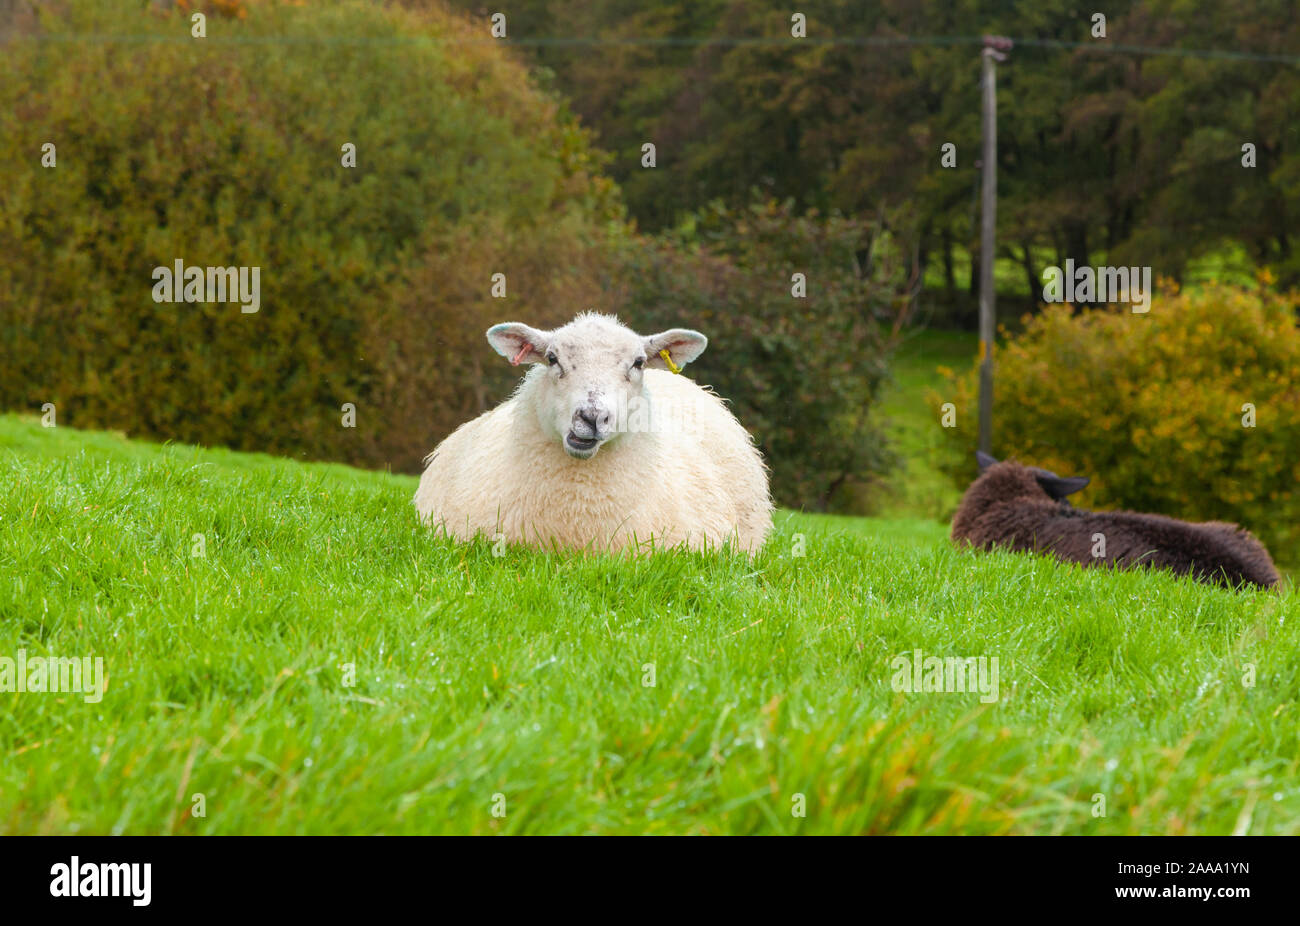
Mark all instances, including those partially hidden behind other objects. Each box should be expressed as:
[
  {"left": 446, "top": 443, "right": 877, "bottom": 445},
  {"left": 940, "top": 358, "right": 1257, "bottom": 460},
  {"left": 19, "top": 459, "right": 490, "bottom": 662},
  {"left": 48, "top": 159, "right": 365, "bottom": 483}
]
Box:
[
  {"left": 450, "top": 0, "right": 1300, "bottom": 307},
  {"left": 612, "top": 197, "right": 909, "bottom": 511},
  {"left": 0, "top": 0, "right": 621, "bottom": 472}
]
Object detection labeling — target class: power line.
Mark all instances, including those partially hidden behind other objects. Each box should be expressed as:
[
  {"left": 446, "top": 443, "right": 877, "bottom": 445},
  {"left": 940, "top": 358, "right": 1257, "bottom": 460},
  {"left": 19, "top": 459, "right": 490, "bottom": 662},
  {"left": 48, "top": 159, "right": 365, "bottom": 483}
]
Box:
[
  {"left": 511, "top": 36, "right": 1300, "bottom": 66},
  {"left": 1, "top": 32, "right": 1297, "bottom": 64}
]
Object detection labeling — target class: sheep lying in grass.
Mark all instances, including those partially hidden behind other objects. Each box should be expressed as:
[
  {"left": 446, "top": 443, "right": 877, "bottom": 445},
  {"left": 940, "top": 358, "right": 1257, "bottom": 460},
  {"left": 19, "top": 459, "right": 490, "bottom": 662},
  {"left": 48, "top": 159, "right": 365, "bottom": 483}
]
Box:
[
  {"left": 414, "top": 313, "right": 773, "bottom": 554},
  {"left": 952, "top": 452, "right": 1280, "bottom": 590}
]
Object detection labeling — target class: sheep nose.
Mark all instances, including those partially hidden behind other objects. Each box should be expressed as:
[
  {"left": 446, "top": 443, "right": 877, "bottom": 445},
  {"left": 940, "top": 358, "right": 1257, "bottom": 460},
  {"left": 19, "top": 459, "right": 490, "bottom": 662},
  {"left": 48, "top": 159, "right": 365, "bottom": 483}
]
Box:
[
  {"left": 573, "top": 408, "right": 598, "bottom": 436},
  {"left": 573, "top": 407, "right": 612, "bottom": 438}
]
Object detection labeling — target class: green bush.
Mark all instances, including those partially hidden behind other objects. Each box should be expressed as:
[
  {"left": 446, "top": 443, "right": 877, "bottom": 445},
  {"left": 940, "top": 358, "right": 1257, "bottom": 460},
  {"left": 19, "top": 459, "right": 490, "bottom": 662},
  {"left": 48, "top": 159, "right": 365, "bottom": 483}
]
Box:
[
  {"left": 932, "top": 282, "right": 1300, "bottom": 560},
  {"left": 614, "top": 198, "right": 908, "bottom": 512},
  {"left": 0, "top": 0, "right": 622, "bottom": 472}
]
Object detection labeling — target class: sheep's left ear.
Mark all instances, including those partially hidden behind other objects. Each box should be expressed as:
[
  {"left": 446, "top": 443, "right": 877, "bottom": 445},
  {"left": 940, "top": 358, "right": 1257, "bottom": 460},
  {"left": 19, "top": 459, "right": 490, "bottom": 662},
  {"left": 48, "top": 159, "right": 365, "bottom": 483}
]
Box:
[
  {"left": 1034, "top": 471, "right": 1090, "bottom": 500},
  {"left": 644, "top": 329, "right": 707, "bottom": 371}
]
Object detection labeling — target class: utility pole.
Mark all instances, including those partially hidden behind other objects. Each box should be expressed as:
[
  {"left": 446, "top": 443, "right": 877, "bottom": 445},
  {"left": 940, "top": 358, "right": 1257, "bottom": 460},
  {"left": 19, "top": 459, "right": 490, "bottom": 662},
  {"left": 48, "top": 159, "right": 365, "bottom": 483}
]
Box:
[{"left": 978, "top": 35, "right": 1011, "bottom": 456}]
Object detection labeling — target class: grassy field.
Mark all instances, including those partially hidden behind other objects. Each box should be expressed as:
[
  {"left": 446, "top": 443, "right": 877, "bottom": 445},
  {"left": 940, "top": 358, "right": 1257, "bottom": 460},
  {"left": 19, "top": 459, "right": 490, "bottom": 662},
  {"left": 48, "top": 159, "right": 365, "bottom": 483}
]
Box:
[
  {"left": 873, "top": 328, "right": 978, "bottom": 520},
  {"left": 2, "top": 413, "right": 1296, "bottom": 834}
]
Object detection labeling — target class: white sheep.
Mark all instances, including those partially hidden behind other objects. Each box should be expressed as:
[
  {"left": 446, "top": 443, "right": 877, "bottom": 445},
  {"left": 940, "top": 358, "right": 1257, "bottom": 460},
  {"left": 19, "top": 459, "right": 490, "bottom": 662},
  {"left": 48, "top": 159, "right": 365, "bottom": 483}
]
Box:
[{"left": 414, "top": 313, "right": 773, "bottom": 554}]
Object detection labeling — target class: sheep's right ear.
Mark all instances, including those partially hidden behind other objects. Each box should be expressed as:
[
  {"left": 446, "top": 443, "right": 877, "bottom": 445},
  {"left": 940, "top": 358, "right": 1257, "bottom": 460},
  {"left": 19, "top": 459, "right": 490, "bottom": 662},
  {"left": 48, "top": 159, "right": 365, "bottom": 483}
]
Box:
[
  {"left": 487, "top": 323, "right": 549, "bottom": 365},
  {"left": 975, "top": 451, "right": 999, "bottom": 473},
  {"left": 1034, "top": 472, "right": 1090, "bottom": 500}
]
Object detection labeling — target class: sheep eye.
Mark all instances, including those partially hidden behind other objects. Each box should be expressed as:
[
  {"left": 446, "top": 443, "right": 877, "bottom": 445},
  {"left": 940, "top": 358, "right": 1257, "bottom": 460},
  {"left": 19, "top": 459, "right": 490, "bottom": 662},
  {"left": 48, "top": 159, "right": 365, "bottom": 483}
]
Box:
[
  {"left": 632, "top": 357, "right": 645, "bottom": 370},
  {"left": 546, "top": 352, "right": 558, "bottom": 366}
]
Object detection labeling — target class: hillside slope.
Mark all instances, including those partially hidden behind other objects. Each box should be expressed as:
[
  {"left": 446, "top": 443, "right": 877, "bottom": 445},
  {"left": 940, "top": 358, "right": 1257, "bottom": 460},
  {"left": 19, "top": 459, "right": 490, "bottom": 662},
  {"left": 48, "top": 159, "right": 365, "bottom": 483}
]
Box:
[{"left": 1, "top": 415, "right": 1295, "bottom": 834}]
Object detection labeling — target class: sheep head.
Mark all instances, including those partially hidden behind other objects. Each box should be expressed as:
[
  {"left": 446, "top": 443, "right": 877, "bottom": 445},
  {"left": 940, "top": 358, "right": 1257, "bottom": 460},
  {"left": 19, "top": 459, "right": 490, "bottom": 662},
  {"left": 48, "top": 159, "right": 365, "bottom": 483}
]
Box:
[
  {"left": 972, "top": 452, "right": 1090, "bottom": 505},
  {"left": 486, "top": 313, "right": 707, "bottom": 460}
]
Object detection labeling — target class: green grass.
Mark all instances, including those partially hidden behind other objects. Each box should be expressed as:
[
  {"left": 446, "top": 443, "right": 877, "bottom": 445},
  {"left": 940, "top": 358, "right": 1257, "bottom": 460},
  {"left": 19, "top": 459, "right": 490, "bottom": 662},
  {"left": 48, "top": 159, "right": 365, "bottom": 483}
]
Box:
[
  {"left": 874, "top": 329, "right": 977, "bottom": 520},
  {"left": 2, "top": 413, "right": 1296, "bottom": 834}
]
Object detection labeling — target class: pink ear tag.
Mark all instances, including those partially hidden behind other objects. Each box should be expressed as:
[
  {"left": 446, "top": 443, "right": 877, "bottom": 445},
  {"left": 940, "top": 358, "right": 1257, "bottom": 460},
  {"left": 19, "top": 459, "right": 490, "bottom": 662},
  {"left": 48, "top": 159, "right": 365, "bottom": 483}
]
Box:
[{"left": 510, "top": 343, "right": 530, "bottom": 366}]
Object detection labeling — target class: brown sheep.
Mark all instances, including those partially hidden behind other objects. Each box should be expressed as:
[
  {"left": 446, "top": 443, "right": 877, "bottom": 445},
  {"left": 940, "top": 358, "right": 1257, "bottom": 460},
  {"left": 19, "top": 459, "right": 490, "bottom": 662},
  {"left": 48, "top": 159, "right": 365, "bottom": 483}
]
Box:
[{"left": 952, "top": 452, "right": 1280, "bottom": 590}]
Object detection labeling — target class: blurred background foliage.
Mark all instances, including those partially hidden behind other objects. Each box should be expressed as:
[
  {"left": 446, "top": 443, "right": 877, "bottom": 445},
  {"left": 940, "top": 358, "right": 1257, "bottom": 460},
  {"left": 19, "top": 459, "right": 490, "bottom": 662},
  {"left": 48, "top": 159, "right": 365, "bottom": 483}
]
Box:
[
  {"left": 0, "top": 0, "right": 910, "bottom": 505},
  {"left": 1, "top": 0, "right": 1297, "bottom": 550},
  {"left": 614, "top": 198, "right": 907, "bottom": 510},
  {"left": 0, "top": 0, "right": 626, "bottom": 472},
  {"left": 456, "top": 0, "right": 1300, "bottom": 305}
]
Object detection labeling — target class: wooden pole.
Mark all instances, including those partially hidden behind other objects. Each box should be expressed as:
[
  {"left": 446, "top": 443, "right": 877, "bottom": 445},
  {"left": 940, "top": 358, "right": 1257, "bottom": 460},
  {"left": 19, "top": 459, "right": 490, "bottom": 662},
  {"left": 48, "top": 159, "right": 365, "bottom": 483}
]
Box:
[{"left": 978, "top": 36, "right": 1010, "bottom": 456}]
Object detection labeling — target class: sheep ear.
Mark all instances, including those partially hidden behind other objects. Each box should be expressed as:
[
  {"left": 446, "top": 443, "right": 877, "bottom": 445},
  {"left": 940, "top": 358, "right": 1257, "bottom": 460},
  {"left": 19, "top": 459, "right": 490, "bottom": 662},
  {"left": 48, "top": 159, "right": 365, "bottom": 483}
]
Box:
[
  {"left": 1034, "top": 472, "right": 1090, "bottom": 500},
  {"left": 487, "top": 323, "right": 549, "bottom": 366},
  {"left": 975, "top": 450, "right": 999, "bottom": 472},
  {"left": 645, "top": 329, "right": 707, "bottom": 371}
]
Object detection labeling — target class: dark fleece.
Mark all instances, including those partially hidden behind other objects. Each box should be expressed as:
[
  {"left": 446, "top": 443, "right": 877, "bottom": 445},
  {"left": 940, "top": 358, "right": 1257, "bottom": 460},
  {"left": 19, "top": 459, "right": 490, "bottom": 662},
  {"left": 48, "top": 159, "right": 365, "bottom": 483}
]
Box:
[{"left": 952, "top": 461, "right": 1280, "bottom": 590}]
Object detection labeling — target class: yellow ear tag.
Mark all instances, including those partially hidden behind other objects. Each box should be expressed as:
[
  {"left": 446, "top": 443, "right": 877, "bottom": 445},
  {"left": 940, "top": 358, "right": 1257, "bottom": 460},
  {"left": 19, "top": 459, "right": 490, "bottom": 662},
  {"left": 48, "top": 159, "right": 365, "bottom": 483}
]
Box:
[{"left": 659, "top": 349, "right": 681, "bottom": 374}]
